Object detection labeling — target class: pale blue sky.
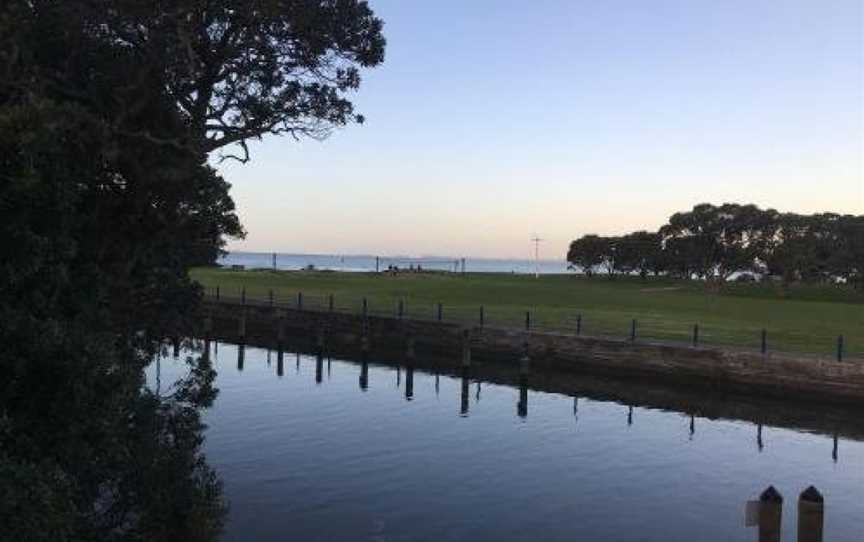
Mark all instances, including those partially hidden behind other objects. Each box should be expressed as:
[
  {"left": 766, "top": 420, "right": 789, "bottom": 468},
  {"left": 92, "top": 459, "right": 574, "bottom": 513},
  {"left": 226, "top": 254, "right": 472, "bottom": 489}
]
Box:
[{"left": 219, "top": 0, "right": 863, "bottom": 259}]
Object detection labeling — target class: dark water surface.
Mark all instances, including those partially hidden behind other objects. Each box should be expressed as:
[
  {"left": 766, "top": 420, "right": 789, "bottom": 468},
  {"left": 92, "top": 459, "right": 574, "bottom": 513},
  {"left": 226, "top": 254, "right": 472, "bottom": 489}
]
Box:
[{"left": 149, "top": 344, "right": 863, "bottom": 542}]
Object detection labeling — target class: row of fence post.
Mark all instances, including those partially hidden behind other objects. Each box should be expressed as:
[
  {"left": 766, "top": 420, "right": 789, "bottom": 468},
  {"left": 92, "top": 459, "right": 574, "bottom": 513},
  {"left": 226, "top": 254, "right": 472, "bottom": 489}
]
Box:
[{"left": 212, "top": 286, "right": 848, "bottom": 360}]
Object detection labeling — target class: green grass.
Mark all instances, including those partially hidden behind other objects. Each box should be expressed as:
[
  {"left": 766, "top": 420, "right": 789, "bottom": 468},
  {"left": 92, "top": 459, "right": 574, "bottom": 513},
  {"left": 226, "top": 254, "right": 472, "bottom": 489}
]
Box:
[{"left": 191, "top": 267, "right": 863, "bottom": 357}]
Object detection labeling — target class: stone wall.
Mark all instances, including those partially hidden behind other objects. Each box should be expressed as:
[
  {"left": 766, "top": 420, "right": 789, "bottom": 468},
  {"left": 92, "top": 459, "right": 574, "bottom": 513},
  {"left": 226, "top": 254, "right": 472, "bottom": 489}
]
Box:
[{"left": 201, "top": 300, "right": 864, "bottom": 406}]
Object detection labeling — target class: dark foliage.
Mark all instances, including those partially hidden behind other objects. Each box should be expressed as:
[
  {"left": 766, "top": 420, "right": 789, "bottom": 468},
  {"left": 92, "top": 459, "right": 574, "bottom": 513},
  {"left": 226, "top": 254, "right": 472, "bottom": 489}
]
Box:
[
  {"left": 0, "top": 0, "right": 385, "bottom": 539},
  {"left": 568, "top": 204, "right": 863, "bottom": 287}
]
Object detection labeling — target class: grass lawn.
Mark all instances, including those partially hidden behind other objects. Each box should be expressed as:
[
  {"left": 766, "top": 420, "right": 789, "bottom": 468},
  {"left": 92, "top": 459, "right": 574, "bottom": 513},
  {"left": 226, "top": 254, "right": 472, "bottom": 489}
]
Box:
[{"left": 191, "top": 267, "right": 863, "bottom": 357}]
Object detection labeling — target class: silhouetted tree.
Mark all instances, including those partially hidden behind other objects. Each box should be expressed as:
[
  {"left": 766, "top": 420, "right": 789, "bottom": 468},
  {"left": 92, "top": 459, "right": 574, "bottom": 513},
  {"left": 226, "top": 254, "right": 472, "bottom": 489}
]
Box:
[{"left": 567, "top": 235, "right": 608, "bottom": 277}]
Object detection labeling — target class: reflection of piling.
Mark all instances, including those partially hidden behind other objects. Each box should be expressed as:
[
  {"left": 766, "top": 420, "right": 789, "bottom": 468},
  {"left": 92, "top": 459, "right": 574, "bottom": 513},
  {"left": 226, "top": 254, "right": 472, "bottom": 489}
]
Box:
[
  {"left": 315, "top": 354, "right": 323, "bottom": 384},
  {"left": 519, "top": 342, "right": 531, "bottom": 376},
  {"left": 359, "top": 361, "right": 369, "bottom": 391},
  {"left": 405, "top": 364, "right": 414, "bottom": 400},
  {"left": 275, "top": 310, "right": 285, "bottom": 351},
  {"left": 315, "top": 326, "right": 325, "bottom": 356},
  {"left": 758, "top": 486, "right": 783, "bottom": 542},
  {"left": 517, "top": 375, "right": 528, "bottom": 418},
  {"left": 277, "top": 349, "right": 284, "bottom": 377},
  {"left": 461, "top": 329, "right": 472, "bottom": 368},
  {"left": 405, "top": 335, "right": 415, "bottom": 361},
  {"left": 832, "top": 434, "right": 838, "bottom": 462},
  {"left": 757, "top": 424, "right": 764, "bottom": 451},
  {"left": 460, "top": 371, "right": 470, "bottom": 416},
  {"left": 172, "top": 337, "right": 180, "bottom": 357},
  {"left": 435, "top": 374, "right": 440, "bottom": 396},
  {"left": 238, "top": 309, "right": 247, "bottom": 343},
  {"left": 204, "top": 338, "right": 211, "bottom": 360},
  {"left": 627, "top": 406, "right": 633, "bottom": 426},
  {"left": 797, "top": 486, "right": 824, "bottom": 542},
  {"left": 237, "top": 344, "right": 245, "bottom": 371}
]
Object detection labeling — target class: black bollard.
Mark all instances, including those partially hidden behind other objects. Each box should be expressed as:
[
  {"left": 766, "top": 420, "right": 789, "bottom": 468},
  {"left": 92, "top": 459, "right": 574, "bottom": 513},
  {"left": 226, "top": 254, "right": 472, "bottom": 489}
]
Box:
[
  {"left": 798, "top": 486, "right": 824, "bottom": 542},
  {"left": 758, "top": 486, "right": 783, "bottom": 542}
]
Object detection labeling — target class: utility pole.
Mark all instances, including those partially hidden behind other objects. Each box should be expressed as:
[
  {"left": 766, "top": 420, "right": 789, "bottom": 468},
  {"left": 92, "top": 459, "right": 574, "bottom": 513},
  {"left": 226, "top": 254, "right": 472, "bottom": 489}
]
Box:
[{"left": 531, "top": 235, "right": 544, "bottom": 278}]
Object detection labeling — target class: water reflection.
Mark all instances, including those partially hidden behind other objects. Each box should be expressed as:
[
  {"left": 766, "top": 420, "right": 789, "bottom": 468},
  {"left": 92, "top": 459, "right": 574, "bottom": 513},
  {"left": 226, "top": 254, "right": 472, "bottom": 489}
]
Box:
[{"left": 166, "top": 341, "right": 862, "bottom": 541}]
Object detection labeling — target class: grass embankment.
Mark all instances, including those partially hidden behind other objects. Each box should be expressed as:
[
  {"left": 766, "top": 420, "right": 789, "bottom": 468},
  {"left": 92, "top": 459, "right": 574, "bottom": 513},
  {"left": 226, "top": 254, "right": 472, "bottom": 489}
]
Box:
[{"left": 191, "top": 268, "right": 863, "bottom": 357}]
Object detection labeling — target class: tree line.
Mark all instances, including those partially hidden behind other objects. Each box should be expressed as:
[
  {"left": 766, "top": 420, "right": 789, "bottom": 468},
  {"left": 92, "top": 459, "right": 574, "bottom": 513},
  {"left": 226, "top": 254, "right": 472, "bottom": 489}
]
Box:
[{"left": 567, "top": 203, "right": 864, "bottom": 287}]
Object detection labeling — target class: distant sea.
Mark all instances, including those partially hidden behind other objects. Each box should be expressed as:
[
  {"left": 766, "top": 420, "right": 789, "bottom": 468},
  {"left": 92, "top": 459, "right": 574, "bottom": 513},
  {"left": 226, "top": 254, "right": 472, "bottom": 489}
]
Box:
[{"left": 218, "top": 251, "right": 571, "bottom": 275}]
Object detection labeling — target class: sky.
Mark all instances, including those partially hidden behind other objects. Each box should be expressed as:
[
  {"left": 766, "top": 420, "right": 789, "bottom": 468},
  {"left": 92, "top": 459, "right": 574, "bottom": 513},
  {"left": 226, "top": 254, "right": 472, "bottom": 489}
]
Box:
[{"left": 218, "top": 0, "right": 863, "bottom": 259}]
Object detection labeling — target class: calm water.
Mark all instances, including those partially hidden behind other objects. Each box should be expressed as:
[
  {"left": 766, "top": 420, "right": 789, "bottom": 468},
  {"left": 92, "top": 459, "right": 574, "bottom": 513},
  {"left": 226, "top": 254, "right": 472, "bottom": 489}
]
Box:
[
  {"left": 218, "top": 251, "right": 570, "bottom": 274},
  {"left": 149, "top": 344, "right": 863, "bottom": 541}
]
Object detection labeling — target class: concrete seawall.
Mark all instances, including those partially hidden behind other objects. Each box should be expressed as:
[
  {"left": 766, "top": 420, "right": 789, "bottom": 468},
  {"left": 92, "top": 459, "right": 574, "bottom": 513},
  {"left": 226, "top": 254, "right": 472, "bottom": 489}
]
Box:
[{"left": 200, "top": 300, "right": 864, "bottom": 406}]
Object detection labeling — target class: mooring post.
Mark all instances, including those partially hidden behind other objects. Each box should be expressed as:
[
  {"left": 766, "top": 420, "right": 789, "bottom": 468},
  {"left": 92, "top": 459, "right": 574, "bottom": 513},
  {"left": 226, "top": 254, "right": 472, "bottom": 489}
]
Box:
[
  {"left": 797, "top": 486, "right": 824, "bottom": 542},
  {"left": 836, "top": 335, "right": 844, "bottom": 362},
  {"left": 576, "top": 314, "right": 582, "bottom": 335},
  {"left": 479, "top": 305, "right": 485, "bottom": 327},
  {"left": 692, "top": 324, "right": 699, "bottom": 347},
  {"left": 761, "top": 329, "right": 767, "bottom": 355},
  {"left": 630, "top": 319, "right": 637, "bottom": 342},
  {"left": 525, "top": 311, "right": 531, "bottom": 331},
  {"left": 329, "top": 293, "right": 334, "bottom": 312},
  {"left": 461, "top": 329, "right": 471, "bottom": 368},
  {"left": 241, "top": 286, "right": 246, "bottom": 305},
  {"left": 758, "top": 486, "right": 783, "bottom": 542},
  {"left": 297, "top": 291, "right": 303, "bottom": 311},
  {"left": 398, "top": 298, "right": 404, "bottom": 319},
  {"left": 437, "top": 302, "right": 442, "bottom": 322}
]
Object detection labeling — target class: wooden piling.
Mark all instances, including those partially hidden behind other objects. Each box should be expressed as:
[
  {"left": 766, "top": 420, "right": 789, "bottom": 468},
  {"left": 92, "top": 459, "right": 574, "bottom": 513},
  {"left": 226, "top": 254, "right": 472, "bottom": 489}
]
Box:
[
  {"left": 576, "top": 314, "right": 582, "bottom": 335},
  {"left": 836, "top": 335, "right": 844, "bottom": 362},
  {"left": 761, "top": 329, "right": 768, "bottom": 355},
  {"left": 797, "top": 486, "right": 823, "bottom": 542},
  {"left": 758, "top": 486, "right": 783, "bottom": 542},
  {"left": 525, "top": 311, "right": 531, "bottom": 331},
  {"left": 630, "top": 319, "right": 637, "bottom": 342},
  {"left": 479, "top": 305, "right": 484, "bottom": 327},
  {"left": 692, "top": 324, "right": 699, "bottom": 347}
]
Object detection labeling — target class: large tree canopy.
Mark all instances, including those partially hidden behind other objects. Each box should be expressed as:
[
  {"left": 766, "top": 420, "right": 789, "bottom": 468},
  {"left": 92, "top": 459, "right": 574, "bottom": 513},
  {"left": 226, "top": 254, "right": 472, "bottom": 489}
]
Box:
[{"left": 0, "top": 1, "right": 386, "bottom": 538}]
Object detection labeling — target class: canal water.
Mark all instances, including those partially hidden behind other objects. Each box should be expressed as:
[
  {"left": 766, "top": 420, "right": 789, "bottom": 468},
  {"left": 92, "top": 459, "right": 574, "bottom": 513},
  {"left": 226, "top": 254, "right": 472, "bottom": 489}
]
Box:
[{"left": 148, "top": 344, "right": 863, "bottom": 541}]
